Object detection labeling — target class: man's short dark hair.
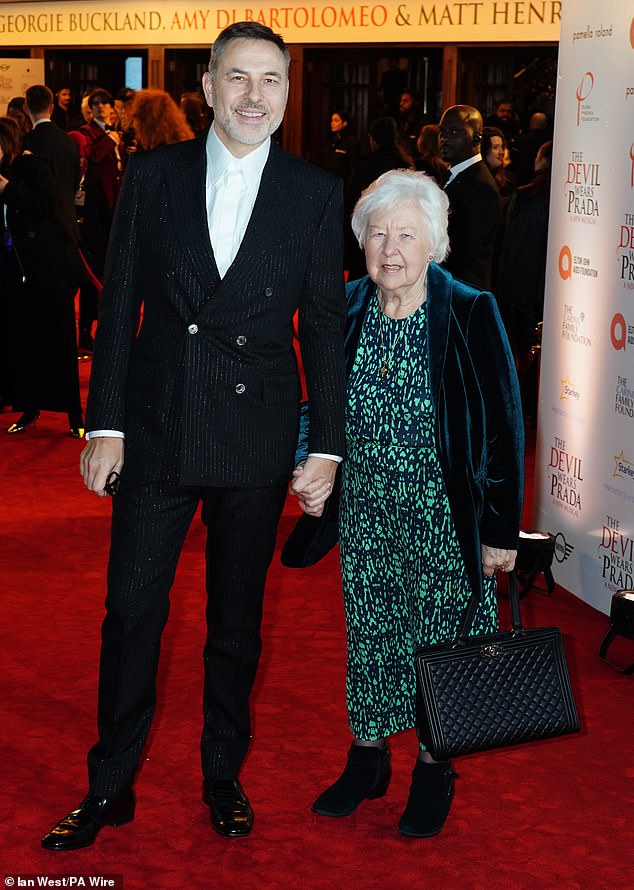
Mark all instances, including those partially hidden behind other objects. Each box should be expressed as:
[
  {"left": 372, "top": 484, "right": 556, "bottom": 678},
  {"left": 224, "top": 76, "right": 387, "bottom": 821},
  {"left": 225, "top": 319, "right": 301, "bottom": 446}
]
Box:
[
  {"left": 25, "top": 84, "right": 54, "bottom": 115},
  {"left": 208, "top": 22, "right": 290, "bottom": 80},
  {"left": 88, "top": 88, "right": 114, "bottom": 108}
]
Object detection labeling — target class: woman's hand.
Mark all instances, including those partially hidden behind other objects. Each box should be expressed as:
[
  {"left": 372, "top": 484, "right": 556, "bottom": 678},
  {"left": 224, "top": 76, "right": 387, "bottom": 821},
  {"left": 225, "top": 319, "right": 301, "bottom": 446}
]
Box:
[
  {"left": 481, "top": 544, "right": 517, "bottom": 577},
  {"left": 289, "top": 457, "right": 337, "bottom": 517}
]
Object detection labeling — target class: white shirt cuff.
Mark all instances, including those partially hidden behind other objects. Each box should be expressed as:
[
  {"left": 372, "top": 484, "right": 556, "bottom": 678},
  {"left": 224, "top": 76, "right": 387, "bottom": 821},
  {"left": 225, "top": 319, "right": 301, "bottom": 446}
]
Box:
[
  {"left": 307, "top": 452, "right": 343, "bottom": 463},
  {"left": 85, "top": 430, "right": 125, "bottom": 440}
]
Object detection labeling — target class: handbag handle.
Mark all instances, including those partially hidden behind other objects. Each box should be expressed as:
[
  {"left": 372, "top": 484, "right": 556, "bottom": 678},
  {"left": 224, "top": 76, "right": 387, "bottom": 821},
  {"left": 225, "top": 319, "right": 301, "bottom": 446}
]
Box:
[{"left": 454, "top": 570, "right": 523, "bottom": 645}]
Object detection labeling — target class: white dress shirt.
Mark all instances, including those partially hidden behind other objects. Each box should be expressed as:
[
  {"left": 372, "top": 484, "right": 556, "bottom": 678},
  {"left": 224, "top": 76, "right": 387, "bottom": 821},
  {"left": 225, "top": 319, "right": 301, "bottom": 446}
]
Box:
[
  {"left": 206, "top": 124, "right": 269, "bottom": 278},
  {"left": 444, "top": 152, "right": 483, "bottom": 187}
]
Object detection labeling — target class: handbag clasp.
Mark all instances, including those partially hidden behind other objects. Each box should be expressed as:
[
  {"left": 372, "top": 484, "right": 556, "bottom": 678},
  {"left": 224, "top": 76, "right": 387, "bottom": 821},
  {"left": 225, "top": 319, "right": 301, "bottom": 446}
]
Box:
[{"left": 480, "top": 644, "right": 504, "bottom": 659}]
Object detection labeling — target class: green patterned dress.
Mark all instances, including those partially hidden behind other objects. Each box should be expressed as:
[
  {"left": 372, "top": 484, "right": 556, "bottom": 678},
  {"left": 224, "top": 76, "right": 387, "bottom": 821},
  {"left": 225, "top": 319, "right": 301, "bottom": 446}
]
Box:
[{"left": 340, "top": 295, "right": 497, "bottom": 741}]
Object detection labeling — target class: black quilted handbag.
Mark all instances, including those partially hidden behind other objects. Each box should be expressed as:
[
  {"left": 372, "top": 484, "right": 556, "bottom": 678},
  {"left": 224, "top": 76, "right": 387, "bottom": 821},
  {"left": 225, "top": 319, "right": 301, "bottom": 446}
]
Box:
[{"left": 414, "top": 572, "right": 580, "bottom": 760}]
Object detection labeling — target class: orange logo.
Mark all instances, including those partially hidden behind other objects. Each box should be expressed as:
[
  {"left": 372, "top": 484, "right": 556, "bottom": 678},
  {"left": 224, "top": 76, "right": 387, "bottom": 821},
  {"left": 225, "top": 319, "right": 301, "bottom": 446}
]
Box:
[
  {"left": 558, "top": 245, "right": 573, "bottom": 280},
  {"left": 611, "top": 313, "right": 626, "bottom": 351},
  {"left": 575, "top": 71, "right": 594, "bottom": 126}
]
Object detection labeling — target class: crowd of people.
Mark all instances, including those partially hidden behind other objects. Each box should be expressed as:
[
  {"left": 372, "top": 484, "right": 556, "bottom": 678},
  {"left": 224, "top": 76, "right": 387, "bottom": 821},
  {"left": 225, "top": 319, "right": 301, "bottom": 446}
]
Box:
[
  {"left": 1, "top": 24, "right": 548, "bottom": 849},
  {"left": 0, "top": 84, "right": 209, "bottom": 433}
]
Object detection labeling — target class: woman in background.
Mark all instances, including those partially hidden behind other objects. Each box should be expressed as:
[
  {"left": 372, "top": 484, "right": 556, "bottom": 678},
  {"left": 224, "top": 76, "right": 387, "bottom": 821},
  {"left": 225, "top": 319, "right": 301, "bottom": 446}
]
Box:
[
  {"left": 130, "top": 89, "right": 194, "bottom": 151},
  {"left": 415, "top": 124, "right": 448, "bottom": 186},
  {"left": 482, "top": 126, "right": 515, "bottom": 199}
]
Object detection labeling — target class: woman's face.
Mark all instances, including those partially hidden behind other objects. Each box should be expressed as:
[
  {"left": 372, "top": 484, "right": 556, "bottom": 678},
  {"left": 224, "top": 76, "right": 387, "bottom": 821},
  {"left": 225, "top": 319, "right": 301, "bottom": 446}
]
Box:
[
  {"left": 331, "top": 113, "right": 346, "bottom": 133},
  {"left": 486, "top": 136, "right": 505, "bottom": 169},
  {"left": 364, "top": 201, "right": 431, "bottom": 298}
]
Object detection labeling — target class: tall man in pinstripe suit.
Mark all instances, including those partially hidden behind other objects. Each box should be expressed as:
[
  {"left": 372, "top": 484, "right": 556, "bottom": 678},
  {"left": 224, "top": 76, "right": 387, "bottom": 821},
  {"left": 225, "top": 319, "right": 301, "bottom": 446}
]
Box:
[{"left": 42, "top": 23, "right": 347, "bottom": 850}]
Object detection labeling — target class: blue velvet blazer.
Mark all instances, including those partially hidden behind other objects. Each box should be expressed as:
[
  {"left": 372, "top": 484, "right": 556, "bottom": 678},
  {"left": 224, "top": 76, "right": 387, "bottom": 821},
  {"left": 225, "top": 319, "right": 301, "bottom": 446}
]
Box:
[{"left": 288, "top": 263, "right": 524, "bottom": 604}]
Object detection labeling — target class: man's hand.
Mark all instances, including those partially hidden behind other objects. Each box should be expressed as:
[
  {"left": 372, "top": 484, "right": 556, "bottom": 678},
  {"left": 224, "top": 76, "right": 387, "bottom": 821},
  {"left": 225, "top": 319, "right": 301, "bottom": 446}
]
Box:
[
  {"left": 289, "top": 456, "right": 338, "bottom": 517},
  {"left": 481, "top": 544, "right": 517, "bottom": 577},
  {"left": 80, "top": 437, "right": 125, "bottom": 497}
]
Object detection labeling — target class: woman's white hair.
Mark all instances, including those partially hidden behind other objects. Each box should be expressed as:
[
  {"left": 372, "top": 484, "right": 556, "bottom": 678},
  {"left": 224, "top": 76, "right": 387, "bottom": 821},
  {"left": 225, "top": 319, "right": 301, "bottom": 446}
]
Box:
[{"left": 351, "top": 169, "right": 450, "bottom": 261}]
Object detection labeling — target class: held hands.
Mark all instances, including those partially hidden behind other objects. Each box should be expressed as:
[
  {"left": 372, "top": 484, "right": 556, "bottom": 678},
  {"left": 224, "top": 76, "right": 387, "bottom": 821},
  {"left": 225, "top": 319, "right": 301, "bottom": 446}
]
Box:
[
  {"left": 289, "top": 456, "right": 338, "bottom": 517},
  {"left": 481, "top": 544, "right": 517, "bottom": 577},
  {"left": 80, "top": 437, "right": 125, "bottom": 498}
]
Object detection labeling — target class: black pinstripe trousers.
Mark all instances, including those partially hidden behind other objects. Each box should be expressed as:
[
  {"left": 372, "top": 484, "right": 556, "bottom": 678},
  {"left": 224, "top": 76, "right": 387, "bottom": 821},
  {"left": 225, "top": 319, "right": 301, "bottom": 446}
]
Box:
[{"left": 86, "top": 472, "right": 288, "bottom": 798}]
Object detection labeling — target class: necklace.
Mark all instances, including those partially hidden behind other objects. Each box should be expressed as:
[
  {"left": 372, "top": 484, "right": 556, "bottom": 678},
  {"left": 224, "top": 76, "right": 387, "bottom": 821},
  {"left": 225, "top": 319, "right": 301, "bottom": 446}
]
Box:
[{"left": 377, "top": 291, "right": 412, "bottom": 378}]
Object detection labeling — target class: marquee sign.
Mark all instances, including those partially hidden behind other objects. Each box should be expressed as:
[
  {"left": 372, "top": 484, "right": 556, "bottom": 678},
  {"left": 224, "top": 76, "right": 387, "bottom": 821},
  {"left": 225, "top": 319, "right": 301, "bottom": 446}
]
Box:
[{"left": 0, "top": 1, "right": 562, "bottom": 46}]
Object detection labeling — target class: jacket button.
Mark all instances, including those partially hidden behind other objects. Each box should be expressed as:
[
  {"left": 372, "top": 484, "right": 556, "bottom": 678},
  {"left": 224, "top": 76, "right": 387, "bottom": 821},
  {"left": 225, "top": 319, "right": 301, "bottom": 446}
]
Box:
[
  {"left": 166, "top": 270, "right": 175, "bottom": 278},
  {"left": 236, "top": 335, "right": 247, "bottom": 346},
  {"left": 188, "top": 324, "right": 198, "bottom": 334},
  {"left": 264, "top": 287, "right": 273, "bottom": 297},
  {"left": 235, "top": 383, "right": 246, "bottom": 394}
]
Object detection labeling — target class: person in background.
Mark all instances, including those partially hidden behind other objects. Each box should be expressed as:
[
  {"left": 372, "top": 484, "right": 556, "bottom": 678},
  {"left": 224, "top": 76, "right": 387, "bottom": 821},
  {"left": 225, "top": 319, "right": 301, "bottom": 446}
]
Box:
[
  {"left": 415, "top": 124, "right": 448, "bottom": 186},
  {"left": 0, "top": 117, "right": 86, "bottom": 436},
  {"left": 24, "top": 84, "right": 81, "bottom": 244},
  {"left": 485, "top": 99, "right": 519, "bottom": 149},
  {"left": 80, "top": 94, "right": 93, "bottom": 125},
  {"left": 130, "top": 89, "right": 194, "bottom": 151},
  {"left": 378, "top": 57, "right": 407, "bottom": 118},
  {"left": 51, "top": 86, "right": 83, "bottom": 132},
  {"left": 482, "top": 126, "right": 515, "bottom": 199},
  {"left": 287, "top": 169, "right": 523, "bottom": 839},
  {"left": 114, "top": 88, "right": 137, "bottom": 154},
  {"left": 499, "top": 140, "right": 553, "bottom": 363},
  {"left": 511, "top": 112, "right": 550, "bottom": 187},
  {"left": 397, "top": 89, "right": 424, "bottom": 165},
  {"left": 180, "top": 91, "right": 212, "bottom": 136},
  {"left": 6, "top": 97, "right": 32, "bottom": 135},
  {"left": 323, "top": 110, "right": 361, "bottom": 185},
  {"left": 77, "top": 88, "right": 125, "bottom": 351},
  {"left": 80, "top": 88, "right": 125, "bottom": 214},
  {"left": 439, "top": 104, "right": 502, "bottom": 290}
]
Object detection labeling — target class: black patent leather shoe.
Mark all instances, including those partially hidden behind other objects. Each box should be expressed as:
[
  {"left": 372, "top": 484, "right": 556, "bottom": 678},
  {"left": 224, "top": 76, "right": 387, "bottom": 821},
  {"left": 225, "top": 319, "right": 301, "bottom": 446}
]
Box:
[
  {"left": 203, "top": 779, "right": 253, "bottom": 837},
  {"left": 41, "top": 790, "right": 136, "bottom": 851}
]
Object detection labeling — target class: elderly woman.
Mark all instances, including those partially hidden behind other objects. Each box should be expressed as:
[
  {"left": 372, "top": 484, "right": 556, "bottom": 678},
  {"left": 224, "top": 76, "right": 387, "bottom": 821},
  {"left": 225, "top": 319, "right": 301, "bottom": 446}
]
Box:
[{"left": 287, "top": 169, "right": 524, "bottom": 838}]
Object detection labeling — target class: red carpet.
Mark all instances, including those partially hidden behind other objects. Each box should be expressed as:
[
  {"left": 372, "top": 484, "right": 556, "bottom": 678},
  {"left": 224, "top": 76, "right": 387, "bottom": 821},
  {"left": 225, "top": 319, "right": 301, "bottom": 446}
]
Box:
[{"left": 1, "top": 364, "right": 632, "bottom": 890}]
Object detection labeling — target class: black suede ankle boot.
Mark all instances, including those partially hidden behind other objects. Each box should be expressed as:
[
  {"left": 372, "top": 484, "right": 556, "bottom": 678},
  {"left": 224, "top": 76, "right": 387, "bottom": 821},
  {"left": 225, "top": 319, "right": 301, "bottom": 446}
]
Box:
[
  {"left": 398, "top": 759, "right": 456, "bottom": 838},
  {"left": 312, "top": 743, "right": 391, "bottom": 817}
]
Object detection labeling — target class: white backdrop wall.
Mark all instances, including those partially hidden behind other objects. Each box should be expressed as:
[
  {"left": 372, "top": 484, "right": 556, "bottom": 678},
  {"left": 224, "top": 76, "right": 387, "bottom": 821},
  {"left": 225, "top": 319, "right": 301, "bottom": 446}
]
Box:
[
  {"left": 534, "top": 2, "right": 634, "bottom": 614},
  {"left": 0, "top": 59, "right": 45, "bottom": 112}
]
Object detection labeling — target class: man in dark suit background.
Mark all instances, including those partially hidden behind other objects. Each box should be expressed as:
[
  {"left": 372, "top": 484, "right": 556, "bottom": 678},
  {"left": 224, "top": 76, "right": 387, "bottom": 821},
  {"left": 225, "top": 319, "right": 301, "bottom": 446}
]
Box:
[
  {"left": 439, "top": 104, "right": 502, "bottom": 290},
  {"left": 41, "top": 22, "right": 347, "bottom": 851},
  {"left": 24, "top": 84, "right": 80, "bottom": 243}
]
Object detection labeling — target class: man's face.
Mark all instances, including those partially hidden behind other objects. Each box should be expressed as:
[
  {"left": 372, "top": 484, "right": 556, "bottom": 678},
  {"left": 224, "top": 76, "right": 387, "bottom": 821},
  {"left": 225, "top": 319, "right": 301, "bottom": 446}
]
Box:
[
  {"left": 399, "top": 92, "right": 414, "bottom": 114},
  {"left": 496, "top": 103, "right": 513, "bottom": 121},
  {"left": 202, "top": 37, "right": 289, "bottom": 158},
  {"left": 439, "top": 109, "right": 478, "bottom": 166},
  {"left": 91, "top": 97, "right": 113, "bottom": 124},
  {"left": 58, "top": 89, "right": 71, "bottom": 109}
]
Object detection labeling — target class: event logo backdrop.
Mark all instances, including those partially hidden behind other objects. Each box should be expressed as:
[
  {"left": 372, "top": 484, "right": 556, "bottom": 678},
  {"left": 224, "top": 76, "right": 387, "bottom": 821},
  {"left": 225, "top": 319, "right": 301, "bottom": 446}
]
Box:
[{"left": 535, "top": 1, "right": 634, "bottom": 614}]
